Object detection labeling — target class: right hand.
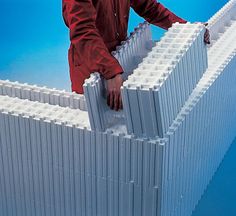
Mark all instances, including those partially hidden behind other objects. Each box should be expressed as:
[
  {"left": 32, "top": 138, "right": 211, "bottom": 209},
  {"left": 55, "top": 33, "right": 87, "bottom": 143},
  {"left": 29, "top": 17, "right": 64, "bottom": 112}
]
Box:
[{"left": 106, "top": 73, "right": 124, "bottom": 111}]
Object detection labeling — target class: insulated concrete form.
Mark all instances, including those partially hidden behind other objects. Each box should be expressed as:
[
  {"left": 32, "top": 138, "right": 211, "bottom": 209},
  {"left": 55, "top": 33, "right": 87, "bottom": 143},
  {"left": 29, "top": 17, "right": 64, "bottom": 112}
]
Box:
[
  {"left": 160, "top": 24, "right": 236, "bottom": 216},
  {"left": 122, "top": 23, "right": 208, "bottom": 138},
  {"left": 83, "top": 73, "right": 126, "bottom": 132},
  {"left": 0, "top": 95, "right": 164, "bottom": 216},
  {"left": 0, "top": 80, "right": 87, "bottom": 110},
  {"left": 112, "top": 21, "right": 154, "bottom": 80},
  {"left": 160, "top": 10, "right": 236, "bottom": 214},
  {"left": 207, "top": 0, "right": 236, "bottom": 42},
  {"left": 0, "top": 1, "right": 236, "bottom": 216},
  {"left": 83, "top": 21, "right": 153, "bottom": 132}
]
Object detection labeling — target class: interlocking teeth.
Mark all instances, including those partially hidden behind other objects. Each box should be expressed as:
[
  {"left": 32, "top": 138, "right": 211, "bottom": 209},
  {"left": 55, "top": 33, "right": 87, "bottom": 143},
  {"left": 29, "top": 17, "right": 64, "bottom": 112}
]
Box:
[
  {"left": 0, "top": 93, "right": 163, "bottom": 216},
  {"left": 112, "top": 21, "right": 153, "bottom": 79},
  {"left": 0, "top": 80, "right": 87, "bottom": 110},
  {"left": 159, "top": 9, "right": 236, "bottom": 215},
  {"left": 122, "top": 23, "right": 208, "bottom": 138},
  {"left": 0, "top": 95, "right": 90, "bottom": 128},
  {"left": 207, "top": 0, "right": 236, "bottom": 43},
  {"left": 0, "top": 1, "right": 236, "bottom": 216},
  {"left": 83, "top": 21, "right": 153, "bottom": 131}
]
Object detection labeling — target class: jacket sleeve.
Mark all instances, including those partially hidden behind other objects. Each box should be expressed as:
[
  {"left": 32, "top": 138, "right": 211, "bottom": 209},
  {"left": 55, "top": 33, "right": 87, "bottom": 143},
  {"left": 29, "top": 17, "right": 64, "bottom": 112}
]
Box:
[
  {"left": 130, "top": 0, "right": 187, "bottom": 30},
  {"left": 62, "top": 0, "right": 123, "bottom": 79}
]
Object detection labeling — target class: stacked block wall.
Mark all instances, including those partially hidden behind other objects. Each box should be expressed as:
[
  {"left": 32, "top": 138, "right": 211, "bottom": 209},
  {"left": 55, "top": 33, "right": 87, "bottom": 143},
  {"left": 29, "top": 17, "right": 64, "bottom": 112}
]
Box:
[{"left": 0, "top": 1, "right": 236, "bottom": 216}]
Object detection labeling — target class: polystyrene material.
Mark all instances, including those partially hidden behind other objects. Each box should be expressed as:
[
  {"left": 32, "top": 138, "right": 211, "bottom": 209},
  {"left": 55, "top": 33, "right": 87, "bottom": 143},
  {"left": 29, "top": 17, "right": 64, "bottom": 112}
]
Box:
[
  {"left": 0, "top": 95, "right": 90, "bottom": 128},
  {"left": 113, "top": 21, "right": 154, "bottom": 80},
  {"left": 0, "top": 79, "right": 87, "bottom": 110},
  {"left": 83, "top": 21, "right": 153, "bottom": 132},
  {"left": 0, "top": 1, "right": 236, "bottom": 216},
  {"left": 160, "top": 15, "right": 236, "bottom": 216},
  {"left": 207, "top": 0, "right": 236, "bottom": 42},
  {"left": 0, "top": 104, "right": 163, "bottom": 216},
  {"left": 122, "top": 23, "right": 208, "bottom": 138}
]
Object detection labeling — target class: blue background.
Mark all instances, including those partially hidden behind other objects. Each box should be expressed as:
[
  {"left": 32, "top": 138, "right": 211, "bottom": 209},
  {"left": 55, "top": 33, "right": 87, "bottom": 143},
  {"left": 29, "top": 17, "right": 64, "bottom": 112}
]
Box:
[
  {"left": 1, "top": 0, "right": 235, "bottom": 215},
  {"left": 0, "top": 0, "right": 229, "bottom": 91}
]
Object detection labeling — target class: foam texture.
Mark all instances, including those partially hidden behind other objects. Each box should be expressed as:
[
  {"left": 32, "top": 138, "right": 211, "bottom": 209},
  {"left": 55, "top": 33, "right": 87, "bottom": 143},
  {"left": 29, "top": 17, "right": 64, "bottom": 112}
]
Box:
[
  {"left": 122, "top": 23, "right": 208, "bottom": 138},
  {"left": 0, "top": 2, "right": 236, "bottom": 215}
]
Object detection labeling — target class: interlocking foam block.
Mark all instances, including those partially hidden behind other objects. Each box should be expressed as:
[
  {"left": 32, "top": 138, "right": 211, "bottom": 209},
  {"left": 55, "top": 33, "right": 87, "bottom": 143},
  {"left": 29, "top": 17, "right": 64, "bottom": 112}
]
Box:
[
  {"left": 113, "top": 21, "right": 154, "bottom": 79},
  {"left": 0, "top": 1, "right": 236, "bottom": 216},
  {"left": 0, "top": 95, "right": 90, "bottom": 128},
  {"left": 208, "top": 0, "right": 236, "bottom": 42},
  {"left": 0, "top": 80, "right": 87, "bottom": 110},
  {"left": 83, "top": 21, "right": 153, "bottom": 132},
  {"left": 0, "top": 99, "right": 164, "bottom": 216},
  {"left": 158, "top": 13, "right": 236, "bottom": 215},
  {"left": 122, "top": 23, "right": 208, "bottom": 138}
]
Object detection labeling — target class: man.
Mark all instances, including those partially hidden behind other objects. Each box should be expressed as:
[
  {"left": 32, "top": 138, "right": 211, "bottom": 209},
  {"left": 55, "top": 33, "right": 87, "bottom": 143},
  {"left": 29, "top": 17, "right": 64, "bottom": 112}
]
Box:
[{"left": 62, "top": 0, "right": 210, "bottom": 111}]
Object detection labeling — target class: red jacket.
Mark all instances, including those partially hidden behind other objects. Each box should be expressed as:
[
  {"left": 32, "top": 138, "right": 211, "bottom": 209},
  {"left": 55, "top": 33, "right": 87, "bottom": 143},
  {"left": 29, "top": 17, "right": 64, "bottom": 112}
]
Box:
[{"left": 62, "top": 0, "right": 186, "bottom": 94}]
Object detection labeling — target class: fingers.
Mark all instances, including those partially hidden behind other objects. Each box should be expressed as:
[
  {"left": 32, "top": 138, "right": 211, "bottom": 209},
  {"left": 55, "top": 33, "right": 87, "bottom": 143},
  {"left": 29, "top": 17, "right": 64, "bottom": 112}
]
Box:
[
  {"left": 109, "top": 91, "right": 114, "bottom": 110},
  {"left": 107, "top": 92, "right": 110, "bottom": 107},
  {"left": 204, "top": 28, "right": 210, "bottom": 44},
  {"left": 194, "top": 22, "right": 210, "bottom": 44},
  {"left": 115, "top": 93, "right": 123, "bottom": 111},
  {"left": 107, "top": 90, "right": 114, "bottom": 110},
  {"left": 106, "top": 73, "right": 124, "bottom": 111},
  {"left": 107, "top": 90, "right": 123, "bottom": 111},
  {"left": 204, "top": 36, "right": 210, "bottom": 44},
  {"left": 119, "top": 94, "right": 123, "bottom": 110},
  {"left": 204, "top": 24, "right": 210, "bottom": 44},
  {"left": 114, "top": 91, "right": 119, "bottom": 111}
]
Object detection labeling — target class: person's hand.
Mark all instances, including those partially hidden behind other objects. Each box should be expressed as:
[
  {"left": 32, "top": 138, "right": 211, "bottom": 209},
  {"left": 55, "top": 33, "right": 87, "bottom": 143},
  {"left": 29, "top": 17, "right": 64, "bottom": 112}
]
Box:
[
  {"left": 194, "top": 22, "right": 210, "bottom": 44},
  {"left": 203, "top": 23, "right": 210, "bottom": 44},
  {"left": 106, "top": 73, "right": 124, "bottom": 111}
]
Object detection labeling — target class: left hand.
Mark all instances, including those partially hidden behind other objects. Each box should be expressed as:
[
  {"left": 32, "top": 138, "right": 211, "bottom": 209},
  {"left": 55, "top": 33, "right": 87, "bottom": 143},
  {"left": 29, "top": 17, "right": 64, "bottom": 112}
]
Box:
[
  {"left": 194, "top": 22, "right": 210, "bottom": 44},
  {"left": 203, "top": 23, "right": 210, "bottom": 44}
]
